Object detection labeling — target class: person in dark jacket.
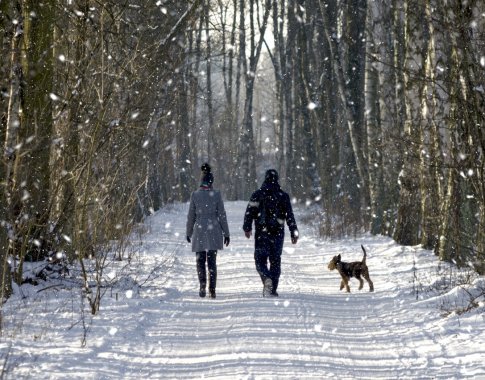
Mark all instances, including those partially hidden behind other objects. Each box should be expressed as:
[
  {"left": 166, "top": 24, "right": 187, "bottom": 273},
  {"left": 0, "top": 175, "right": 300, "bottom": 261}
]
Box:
[
  {"left": 243, "top": 169, "right": 298, "bottom": 297},
  {"left": 187, "top": 164, "right": 230, "bottom": 298}
]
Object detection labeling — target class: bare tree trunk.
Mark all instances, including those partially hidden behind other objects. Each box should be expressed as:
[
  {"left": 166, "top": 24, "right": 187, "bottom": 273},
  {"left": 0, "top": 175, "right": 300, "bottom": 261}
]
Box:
[
  {"left": 373, "top": 0, "right": 401, "bottom": 236},
  {"left": 5, "top": 0, "right": 55, "bottom": 265},
  {"left": 477, "top": 205, "right": 485, "bottom": 274},
  {"left": 314, "top": 0, "right": 340, "bottom": 235},
  {"left": 318, "top": 0, "right": 370, "bottom": 218},
  {"left": 51, "top": 0, "right": 89, "bottom": 260},
  {"left": 233, "top": 0, "right": 246, "bottom": 198},
  {"left": 215, "top": 0, "right": 236, "bottom": 196},
  {"left": 455, "top": 0, "right": 485, "bottom": 273},
  {"left": 393, "top": 0, "right": 429, "bottom": 246},
  {"left": 189, "top": 14, "right": 204, "bottom": 170},
  {"left": 437, "top": 0, "right": 485, "bottom": 268},
  {"left": 419, "top": 0, "right": 441, "bottom": 250},
  {"left": 295, "top": 0, "right": 321, "bottom": 200},
  {"left": 177, "top": 11, "right": 194, "bottom": 202},
  {"left": 282, "top": 1, "right": 297, "bottom": 190},
  {"left": 364, "top": 0, "right": 384, "bottom": 235},
  {"left": 388, "top": 5, "right": 407, "bottom": 253},
  {"left": 271, "top": 0, "right": 286, "bottom": 180},
  {"left": 177, "top": 69, "right": 193, "bottom": 202},
  {"left": 145, "top": 108, "right": 164, "bottom": 212},
  {"left": 437, "top": 103, "right": 462, "bottom": 263},
  {"left": 347, "top": 0, "right": 369, "bottom": 219},
  {"left": 0, "top": 0, "right": 12, "bottom": 143},
  {"left": 219, "top": 0, "right": 232, "bottom": 106},
  {"left": 1, "top": 1, "right": 21, "bottom": 299},
  {"left": 237, "top": 0, "right": 271, "bottom": 199},
  {"left": 205, "top": 0, "right": 214, "bottom": 162}
]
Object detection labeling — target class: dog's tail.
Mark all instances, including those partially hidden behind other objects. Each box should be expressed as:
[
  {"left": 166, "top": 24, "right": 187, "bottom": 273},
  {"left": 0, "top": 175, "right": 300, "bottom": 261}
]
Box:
[{"left": 361, "top": 245, "right": 367, "bottom": 263}]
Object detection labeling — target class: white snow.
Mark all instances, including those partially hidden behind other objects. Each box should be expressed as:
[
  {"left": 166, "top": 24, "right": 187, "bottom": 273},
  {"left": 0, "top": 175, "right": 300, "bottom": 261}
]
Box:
[
  {"left": 307, "top": 102, "right": 317, "bottom": 110},
  {"left": 1, "top": 201, "right": 484, "bottom": 379}
]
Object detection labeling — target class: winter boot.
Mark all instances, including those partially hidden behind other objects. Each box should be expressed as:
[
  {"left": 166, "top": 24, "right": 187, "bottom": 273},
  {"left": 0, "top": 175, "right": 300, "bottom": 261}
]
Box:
[
  {"left": 209, "top": 289, "right": 216, "bottom": 299},
  {"left": 263, "top": 278, "right": 273, "bottom": 297}
]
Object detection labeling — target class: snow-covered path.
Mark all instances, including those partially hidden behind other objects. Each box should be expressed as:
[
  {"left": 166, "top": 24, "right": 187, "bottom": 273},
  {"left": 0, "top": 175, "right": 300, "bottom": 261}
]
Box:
[{"left": 2, "top": 201, "right": 485, "bottom": 379}]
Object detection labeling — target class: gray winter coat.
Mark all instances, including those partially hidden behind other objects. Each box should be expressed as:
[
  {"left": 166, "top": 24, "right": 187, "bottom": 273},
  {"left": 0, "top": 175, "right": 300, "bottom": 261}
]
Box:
[{"left": 186, "top": 188, "right": 230, "bottom": 252}]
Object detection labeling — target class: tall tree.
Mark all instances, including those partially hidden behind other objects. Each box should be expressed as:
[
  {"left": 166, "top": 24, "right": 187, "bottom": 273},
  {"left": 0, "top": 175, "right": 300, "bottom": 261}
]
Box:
[
  {"left": 364, "top": 0, "right": 384, "bottom": 235},
  {"left": 294, "top": 0, "right": 321, "bottom": 200},
  {"left": 393, "top": 0, "right": 429, "bottom": 246},
  {"left": 365, "top": 0, "right": 401, "bottom": 236},
  {"left": 418, "top": 0, "right": 442, "bottom": 250},
  {"left": 436, "top": 0, "right": 485, "bottom": 270},
  {"left": 319, "top": 0, "right": 369, "bottom": 232},
  {"left": 0, "top": 0, "right": 18, "bottom": 300},
  {"left": 5, "top": 0, "right": 55, "bottom": 264},
  {"left": 236, "top": 0, "right": 271, "bottom": 199}
]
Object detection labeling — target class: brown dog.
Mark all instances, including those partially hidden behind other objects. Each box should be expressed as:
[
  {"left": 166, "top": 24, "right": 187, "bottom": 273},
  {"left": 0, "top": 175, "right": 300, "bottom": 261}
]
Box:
[{"left": 327, "top": 245, "right": 374, "bottom": 292}]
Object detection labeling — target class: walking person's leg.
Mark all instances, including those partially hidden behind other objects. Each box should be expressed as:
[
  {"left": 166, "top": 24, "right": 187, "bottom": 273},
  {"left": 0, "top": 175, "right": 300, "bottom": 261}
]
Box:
[
  {"left": 268, "top": 234, "right": 284, "bottom": 296},
  {"left": 268, "top": 253, "right": 281, "bottom": 295},
  {"left": 254, "top": 243, "right": 271, "bottom": 283},
  {"left": 254, "top": 234, "right": 274, "bottom": 296},
  {"left": 196, "top": 251, "right": 207, "bottom": 297},
  {"left": 207, "top": 250, "right": 217, "bottom": 298}
]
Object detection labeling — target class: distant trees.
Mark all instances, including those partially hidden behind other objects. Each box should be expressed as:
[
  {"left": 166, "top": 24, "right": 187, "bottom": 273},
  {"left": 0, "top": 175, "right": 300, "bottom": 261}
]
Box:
[
  {"left": 431, "top": 0, "right": 485, "bottom": 271},
  {"left": 1, "top": 1, "right": 202, "bottom": 304},
  {"left": 1, "top": 0, "right": 484, "bottom": 302},
  {"left": 235, "top": 0, "right": 271, "bottom": 200},
  {"left": 380, "top": 0, "right": 484, "bottom": 273},
  {"left": 231, "top": 0, "right": 483, "bottom": 272}
]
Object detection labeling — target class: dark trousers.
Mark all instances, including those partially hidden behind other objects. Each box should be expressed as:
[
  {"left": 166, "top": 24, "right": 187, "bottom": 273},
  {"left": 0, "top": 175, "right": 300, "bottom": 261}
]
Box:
[
  {"left": 196, "top": 250, "right": 217, "bottom": 291},
  {"left": 254, "top": 233, "right": 284, "bottom": 292}
]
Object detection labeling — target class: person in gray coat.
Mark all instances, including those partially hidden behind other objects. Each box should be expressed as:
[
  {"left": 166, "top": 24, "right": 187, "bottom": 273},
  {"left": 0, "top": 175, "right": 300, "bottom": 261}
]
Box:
[{"left": 186, "top": 164, "right": 230, "bottom": 298}]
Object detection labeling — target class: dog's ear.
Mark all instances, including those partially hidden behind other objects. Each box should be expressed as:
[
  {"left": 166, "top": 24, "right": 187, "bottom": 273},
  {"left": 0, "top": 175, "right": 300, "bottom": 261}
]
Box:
[{"left": 337, "top": 254, "right": 341, "bottom": 261}]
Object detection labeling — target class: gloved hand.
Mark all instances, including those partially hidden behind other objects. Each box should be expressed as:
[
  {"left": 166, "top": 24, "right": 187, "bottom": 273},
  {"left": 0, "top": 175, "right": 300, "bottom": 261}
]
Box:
[
  {"left": 244, "top": 230, "right": 251, "bottom": 239},
  {"left": 224, "top": 236, "right": 230, "bottom": 246},
  {"left": 186, "top": 236, "right": 191, "bottom": 243}
]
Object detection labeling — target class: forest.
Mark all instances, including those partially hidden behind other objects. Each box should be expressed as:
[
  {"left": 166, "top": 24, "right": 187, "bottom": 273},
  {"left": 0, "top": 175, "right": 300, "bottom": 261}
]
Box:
[{"left": 1, "top": 0, "right": 484, "bottom": 303}]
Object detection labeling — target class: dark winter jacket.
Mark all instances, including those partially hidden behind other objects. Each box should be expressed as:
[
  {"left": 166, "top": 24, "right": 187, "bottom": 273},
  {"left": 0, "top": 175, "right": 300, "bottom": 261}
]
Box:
[{"left": 243, "top": 181, "right": 298, "bottom": 238}]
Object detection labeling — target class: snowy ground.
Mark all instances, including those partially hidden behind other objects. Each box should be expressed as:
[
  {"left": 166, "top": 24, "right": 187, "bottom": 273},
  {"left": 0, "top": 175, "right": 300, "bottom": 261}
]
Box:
[{"left": 1, "top": 201, "right": 485, "bottom": 379}]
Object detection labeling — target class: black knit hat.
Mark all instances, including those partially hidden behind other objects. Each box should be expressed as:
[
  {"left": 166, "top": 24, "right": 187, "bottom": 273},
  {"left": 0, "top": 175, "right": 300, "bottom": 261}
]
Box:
[
  {"left": 201, "top": 163, "right": 211, "bottom": 174},
  {"left": 265, "top": 169, "right": 279, "bottom": 183},
  {"left": 200, "top": 163, "right": 214, "bottom": 186}
]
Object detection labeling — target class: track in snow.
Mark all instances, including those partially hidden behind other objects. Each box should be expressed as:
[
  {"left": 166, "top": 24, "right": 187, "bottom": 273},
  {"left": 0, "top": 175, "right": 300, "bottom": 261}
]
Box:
[
  {"left": 109, "top": 201, "right": 478, "bottom": 379},
  {"left": 3, "top": 201, "right": 484, "bottom": 379}
]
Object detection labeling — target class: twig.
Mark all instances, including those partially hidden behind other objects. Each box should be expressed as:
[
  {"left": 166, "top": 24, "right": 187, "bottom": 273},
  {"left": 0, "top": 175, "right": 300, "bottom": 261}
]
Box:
[{"left": 36, "top": 284, "right": 64, "bottom": 293}]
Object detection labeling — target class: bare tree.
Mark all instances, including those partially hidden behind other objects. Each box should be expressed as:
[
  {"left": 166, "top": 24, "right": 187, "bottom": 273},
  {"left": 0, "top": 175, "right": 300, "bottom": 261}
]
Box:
[
  {"left": 393, "top": 0, "right": 428, "bottom": 246},
  {"left": 236, "top": 0, "right": 271, "bottom": 199},
  {"left": 4, "top": 0, "right": 55, "bottom": 283},
  {"left": 436, "top": 0, "right": 485, "bottom": 271}
]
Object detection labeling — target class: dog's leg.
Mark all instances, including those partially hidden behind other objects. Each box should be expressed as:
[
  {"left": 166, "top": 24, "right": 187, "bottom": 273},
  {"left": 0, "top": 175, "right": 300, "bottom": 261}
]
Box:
[
  {"left": 357, "top": 276, "right": 364, "bottom": 290},
  {"left": 340, "top": 279, "right": 345, "bottom": 291},
  {"left": 342, "top": 277, "right": 350, "bottom": 292},
  {"left": 363, "top": 272, "right": 374, "bottom": 292}
]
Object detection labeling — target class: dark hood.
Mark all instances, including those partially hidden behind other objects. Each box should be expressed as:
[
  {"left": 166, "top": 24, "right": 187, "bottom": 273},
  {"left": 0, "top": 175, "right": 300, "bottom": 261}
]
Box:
[{"left": 261, "top": 180, "right": 281, "bottom": 193}]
